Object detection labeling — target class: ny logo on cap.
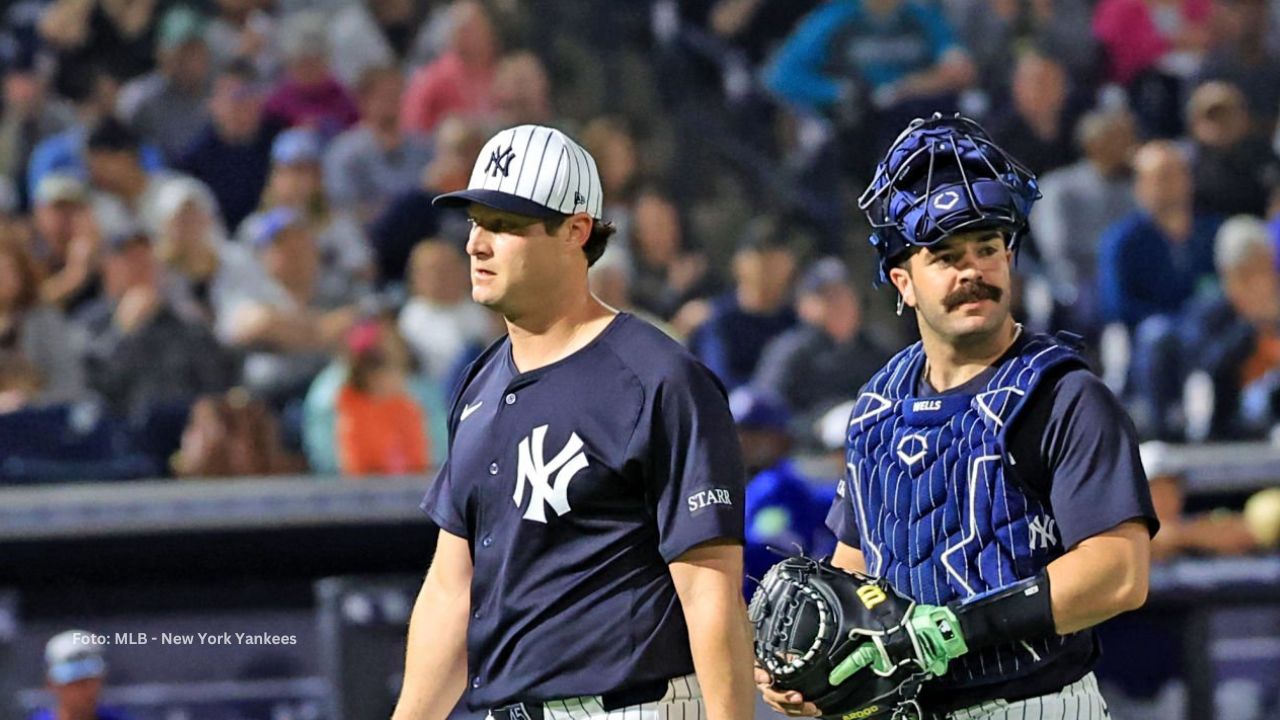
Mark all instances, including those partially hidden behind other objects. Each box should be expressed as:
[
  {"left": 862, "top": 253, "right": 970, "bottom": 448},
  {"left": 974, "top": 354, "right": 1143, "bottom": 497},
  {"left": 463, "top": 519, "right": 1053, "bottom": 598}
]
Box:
[
  {"left": 573, "top": 191, "right": 585, "bottom": 208},
  {"left": 485, "top": 145, "right": 517, "bottom": 178}
]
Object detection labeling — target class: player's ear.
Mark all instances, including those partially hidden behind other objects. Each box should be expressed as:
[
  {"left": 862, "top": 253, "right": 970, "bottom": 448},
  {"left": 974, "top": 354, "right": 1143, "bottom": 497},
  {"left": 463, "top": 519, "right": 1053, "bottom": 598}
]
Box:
[
  {"left": 561, "top": 213, "right": 593, "bottom": 253},
  {"left": 888, "top": 265, "right": 915, "bottom": 309}
]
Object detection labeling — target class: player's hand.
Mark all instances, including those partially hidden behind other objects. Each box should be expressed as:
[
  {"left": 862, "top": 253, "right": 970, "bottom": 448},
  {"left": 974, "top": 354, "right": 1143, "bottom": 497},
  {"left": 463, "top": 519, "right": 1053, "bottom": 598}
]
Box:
[
  {"left": 842, "top": 604, "right": 968, "bottom": 681},
  {"left": 754, "top": 665, "right": 819, "bottom": 717}
]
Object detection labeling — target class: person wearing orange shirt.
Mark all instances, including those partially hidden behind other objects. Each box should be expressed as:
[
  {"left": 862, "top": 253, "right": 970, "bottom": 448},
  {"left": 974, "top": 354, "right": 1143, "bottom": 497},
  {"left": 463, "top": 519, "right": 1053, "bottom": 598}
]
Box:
[{"left": 336, "top": 320, "right": 430, "bottom": 475}]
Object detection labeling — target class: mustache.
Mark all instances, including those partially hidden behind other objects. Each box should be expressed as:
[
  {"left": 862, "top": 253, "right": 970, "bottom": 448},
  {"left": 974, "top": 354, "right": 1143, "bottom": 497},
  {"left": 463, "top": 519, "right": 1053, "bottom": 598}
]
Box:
[{"left": 942, "top": 281, "right": 1003, "bottom": 311}]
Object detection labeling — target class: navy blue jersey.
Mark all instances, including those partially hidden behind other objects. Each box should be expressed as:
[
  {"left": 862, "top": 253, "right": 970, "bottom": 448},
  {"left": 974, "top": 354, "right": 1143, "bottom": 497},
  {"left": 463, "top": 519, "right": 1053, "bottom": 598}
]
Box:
[
  {"left": 421, "top": 312, "right": 745, "bottom": 710},
  {"left": 827, "top": 333, "right": 1157, "bottom": 711}
]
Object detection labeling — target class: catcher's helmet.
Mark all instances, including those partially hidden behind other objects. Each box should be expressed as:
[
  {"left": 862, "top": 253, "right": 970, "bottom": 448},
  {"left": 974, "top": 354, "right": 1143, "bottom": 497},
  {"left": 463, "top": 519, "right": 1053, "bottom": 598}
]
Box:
[{"left": 858, "top": 113, "right": 1040, "bottom": 285}]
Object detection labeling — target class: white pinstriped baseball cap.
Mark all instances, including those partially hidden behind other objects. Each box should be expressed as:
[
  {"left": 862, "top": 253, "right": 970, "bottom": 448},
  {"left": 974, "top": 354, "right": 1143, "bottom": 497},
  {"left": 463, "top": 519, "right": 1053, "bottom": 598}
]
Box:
[{"left": 433, "top": 124, "right": 604, "bottom": 219}]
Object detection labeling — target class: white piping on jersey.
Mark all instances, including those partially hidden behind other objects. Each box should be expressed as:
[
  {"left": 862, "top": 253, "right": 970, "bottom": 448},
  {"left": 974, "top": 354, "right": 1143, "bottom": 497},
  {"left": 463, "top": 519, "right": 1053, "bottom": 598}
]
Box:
[
  {"left": 848, "top": 461, "right": 884, "bottom": 576},
  {"left": 974, "top": 387, "right": 1025, "bottom": 428},
  {"left": 849, "top": 392, "right": 893, "bottom": 428},
  {"left": 941, "top": 454, "right": 1001, "bottom": 597},
  {"left": 1020, "top": 640, "right": 1043, "bottom": 662}
]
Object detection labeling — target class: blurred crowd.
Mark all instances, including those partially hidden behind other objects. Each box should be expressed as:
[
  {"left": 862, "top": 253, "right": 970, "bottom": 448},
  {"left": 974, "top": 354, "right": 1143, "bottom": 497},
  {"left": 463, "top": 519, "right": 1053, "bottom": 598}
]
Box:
[{"left": 0, "top": 0, "right": 1279, "bottom": 488}]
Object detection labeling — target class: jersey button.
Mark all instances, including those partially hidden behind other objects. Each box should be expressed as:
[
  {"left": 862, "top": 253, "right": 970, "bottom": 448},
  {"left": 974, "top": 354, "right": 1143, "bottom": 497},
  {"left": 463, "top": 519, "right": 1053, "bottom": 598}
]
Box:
[
  {"left": 505, "top": 393, "right": 516, "bottom": 405},
  {"left": 473, "top": 609, "right": 482, "bottom": 619},
  {"left": 472, "top": 677, "right": 481, "bottom": 688},
  {"left": 481, "top": 536, "right": 493, "bottom": 547},
  {"left": 488, "top": 462, "right": 499, "bottom": 475}
]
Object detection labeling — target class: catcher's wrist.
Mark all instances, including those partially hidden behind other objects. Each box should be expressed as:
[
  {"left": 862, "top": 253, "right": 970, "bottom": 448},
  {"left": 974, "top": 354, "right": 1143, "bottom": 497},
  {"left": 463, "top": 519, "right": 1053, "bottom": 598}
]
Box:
[{"left": 950, "top": 569, "right": 1055, "bottom": 652}]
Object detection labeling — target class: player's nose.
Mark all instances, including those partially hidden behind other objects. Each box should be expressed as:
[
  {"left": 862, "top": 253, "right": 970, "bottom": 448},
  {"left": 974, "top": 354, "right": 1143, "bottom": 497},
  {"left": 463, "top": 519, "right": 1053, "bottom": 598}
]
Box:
[{"left": 466, "top": 225, "right": 492, "bottom": 258}]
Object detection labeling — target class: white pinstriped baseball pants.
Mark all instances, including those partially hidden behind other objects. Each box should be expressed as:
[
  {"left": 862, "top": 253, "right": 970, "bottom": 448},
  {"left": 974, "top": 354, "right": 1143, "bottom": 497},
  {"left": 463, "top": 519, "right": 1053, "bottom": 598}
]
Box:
[
  {"left": 946, "top": 673, "right": 1110, "bottom": 720},
  {"left": 522, "top": 673, "right": 704, "bottom": 719}
]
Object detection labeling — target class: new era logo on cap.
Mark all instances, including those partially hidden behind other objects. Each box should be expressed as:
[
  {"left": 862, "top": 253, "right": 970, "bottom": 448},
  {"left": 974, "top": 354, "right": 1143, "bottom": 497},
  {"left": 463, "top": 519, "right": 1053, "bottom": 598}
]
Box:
[{"left": 434, "top": 125, "right": 604, "bottom": 220}]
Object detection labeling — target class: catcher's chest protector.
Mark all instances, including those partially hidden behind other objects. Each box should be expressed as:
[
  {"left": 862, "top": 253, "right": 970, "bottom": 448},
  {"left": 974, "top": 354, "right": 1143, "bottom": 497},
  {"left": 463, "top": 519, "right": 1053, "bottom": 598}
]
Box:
[{"left": 845, "top": 332, "right": 1083, "bottom": 682}]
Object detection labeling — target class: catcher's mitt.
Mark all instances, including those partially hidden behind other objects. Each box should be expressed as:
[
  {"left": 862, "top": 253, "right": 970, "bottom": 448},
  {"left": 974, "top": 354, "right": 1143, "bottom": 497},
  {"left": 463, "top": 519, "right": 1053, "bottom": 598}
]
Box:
[{"left": 749, "top": 556, "right": 930, "bottom": 720}]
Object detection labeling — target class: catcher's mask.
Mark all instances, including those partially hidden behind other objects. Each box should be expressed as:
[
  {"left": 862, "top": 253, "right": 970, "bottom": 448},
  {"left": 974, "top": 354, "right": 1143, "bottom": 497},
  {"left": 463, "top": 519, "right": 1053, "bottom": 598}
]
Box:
[{"left": 858, "top": 113, "right": 1040, "bottom": 286}]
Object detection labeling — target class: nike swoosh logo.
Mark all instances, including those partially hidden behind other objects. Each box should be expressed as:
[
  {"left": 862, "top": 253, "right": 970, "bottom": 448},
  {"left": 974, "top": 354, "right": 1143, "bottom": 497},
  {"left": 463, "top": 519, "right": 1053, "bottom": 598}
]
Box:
[{"left": 460, "top": 401, "right": 484, "bottom": 421}]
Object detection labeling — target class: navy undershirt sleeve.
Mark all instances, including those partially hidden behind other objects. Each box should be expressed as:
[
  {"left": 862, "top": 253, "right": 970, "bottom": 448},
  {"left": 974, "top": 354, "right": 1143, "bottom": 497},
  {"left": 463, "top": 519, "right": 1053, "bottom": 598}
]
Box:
[
  {"left": 825, "top": 464, "right": 864, "bottom": 549},
  {"left": 1024, "top": 368, "right": 1159, "bottom": 549}
]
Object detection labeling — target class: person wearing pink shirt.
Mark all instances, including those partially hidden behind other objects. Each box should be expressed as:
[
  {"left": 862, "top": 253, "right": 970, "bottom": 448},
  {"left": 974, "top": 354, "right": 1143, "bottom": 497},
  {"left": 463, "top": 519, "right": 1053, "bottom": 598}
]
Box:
[
  {"left": 1094, "top": 0, "right": 1212, "bottom": 136},
  {"left": 1094, "top": 0, "right": 1212, "bottom": 85},
  {"left": 399, "top": 0, "right": 499, "bottom": 135}
]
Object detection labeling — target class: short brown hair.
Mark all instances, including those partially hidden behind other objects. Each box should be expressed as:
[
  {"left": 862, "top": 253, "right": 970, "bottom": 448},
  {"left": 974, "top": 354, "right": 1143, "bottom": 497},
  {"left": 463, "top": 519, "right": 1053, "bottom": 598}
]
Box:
[{"left": 544, "top": 214, "right": 617, "bottom": 267}]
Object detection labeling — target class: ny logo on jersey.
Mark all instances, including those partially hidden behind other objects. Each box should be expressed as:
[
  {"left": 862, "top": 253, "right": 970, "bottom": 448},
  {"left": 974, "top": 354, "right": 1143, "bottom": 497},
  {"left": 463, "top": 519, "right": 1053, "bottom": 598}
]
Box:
[
  {"left": 1029, "top": 514, "right": 1058, "bottom": 550},
  {"left": 513, "top": 425, "right": 589, "bottom": 523},
  {"left": 485, "top": 145, "right": 516, "bottom": 178}
]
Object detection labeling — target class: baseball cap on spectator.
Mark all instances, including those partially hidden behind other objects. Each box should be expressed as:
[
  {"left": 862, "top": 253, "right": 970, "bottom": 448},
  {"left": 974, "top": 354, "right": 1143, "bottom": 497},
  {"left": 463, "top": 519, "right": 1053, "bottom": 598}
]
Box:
[
  {"left": 45, "top": 630, "right": 107, "bottom": 685},
  {"left": 104, "top": 225, "right": 150, "bottom": 254},
  {"left": 34, "top": 174, "right": 89, "bottom": 206},
  {"left": 729, "top": 386, "right": 791, "bottom": 432},
  {"left": 87, "top": 117, "right": 141, "bottom": 154},
  {"left": 271, "top": 129, "right": 322, "bottom": 166},
  {"left": 157, "top": 5, "right": 207, "bottom": 51},
  {"left": 249, "top": 207, "right": 304, "bottom": 249},
  {"left": 798, "top": 257, "right": 850, "bottom": 296},
  {"left": 433, "top": 125, "right": 604, "bottom": 220}
]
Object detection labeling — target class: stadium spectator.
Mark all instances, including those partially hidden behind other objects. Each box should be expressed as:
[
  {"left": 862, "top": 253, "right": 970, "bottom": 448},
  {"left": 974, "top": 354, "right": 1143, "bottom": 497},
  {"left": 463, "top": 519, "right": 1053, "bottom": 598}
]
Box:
[
  {"left": 1141, "top": 441, "right": 1259, "bottom": 559},
  {"left": 763, "top": 0, "right": 975, "bottom": 149},
  {"left": 0, "top": 231, "right": 86, "bottom": 404},
  {"left": 263, "top": 10, "right": 360, "bottom": 137},
  {"left": 626, "top": 187, "right": 716, "bottom": 326},
  {"left": 1195, "top": 0, "right": 1280, "bottom": 133},
  {"left": 690, "top": 220, "right": 798, "bottom": 391},
  {"left": 945, "top": 0, "right": 1098, "bottom": 95},
  {"left": 39, "top": 0, "right": 160, "bottom": 94},
  {"left": 581, "top": 116, "right": 641, "bottom": 237},
  {"left": 491, "top": 51, "right": 556, "bottom": 127},
  {"left": 984, "top": 50, "right": 1078, "bottom": 175},
  {"left": 30, "top": 174, "right": 103, "bottom": 313},
  {"left": 1097, "top": 141, "right": 1219, "bottom": 328},
  {"left": 204, "top": 0, "right": 278, "bottom": 79},
  {"left": 400, "top": 0, "right": 500, "bottom": 135},
  {"left": 700, "top": 0, "right": 822, "bottom": 67},
  {"left": 335, "top": 319, "right": 430, "bottom": 476},
  {"left": 328, "top": 0, "right": 433, "bottom": 89},
  {"left": 176, "top": 60, "right": 278, "bottom": 232},
  {"left": 78, "top": 228, "right": 235, "bottom": 418},
  {"left": 751, "top": 257, "right": 889, "bottom": 438},
  {"left": 0, "top": 51, "right": 75, "bottom": 206},
  {"left": 239, "top": 128, "right": 373, "bottom": 306},
  {"left": 29, "top": 629, "right": 132, "bottom": 720},
  {"left": 303, "top": 313, "right": 448, "bottom": 475},
  {"left": 25, "top": 65, "right": 164, "bottom": 201},
  {"left": 152, "top": 177, "right": 274, "bottom": 328},
  {"left": 1185, "top": 81, "right": 1280, "bottom": 218},
  {"left": 1179, "top": 217, "right": 1280, "bottom": 438},
  {"left": 228, "top": 207, "right": 355, "bottom": 405},
  {"left": 397, "top": 239, "right": 494, "bottom": 386},
  {"left": 117, "top": 5, "right": 213, "bottom": 162},
  {"left": 1031, "top": 108, "right": 1139, "bottom": 332},
  {"left": 1093, "top": 0, "right": 1212, "bottom": 137},
  {"left": 172, "top": 388, "right": 304, "bottom": 477},
  {"left": 323, "top": 66, "right": 433, "bottom": 227},
  {"left": 82, "top": 117, "right": 191, "bottom": 239},
  {"left": 729, "top": 386, "right": 835, "bottom": 598},
  {"left": 370, "top": 116, "right": 488, "bottom": 284}
]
